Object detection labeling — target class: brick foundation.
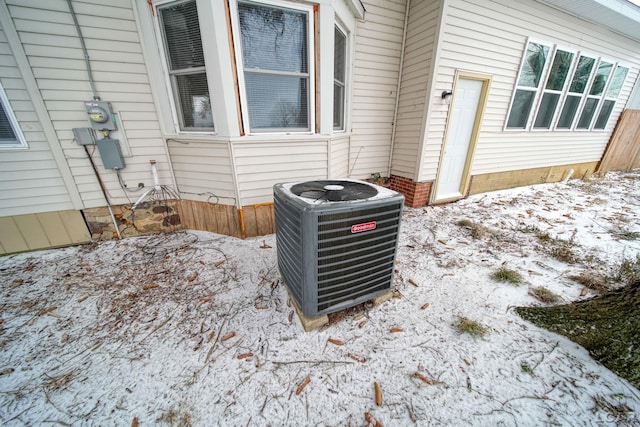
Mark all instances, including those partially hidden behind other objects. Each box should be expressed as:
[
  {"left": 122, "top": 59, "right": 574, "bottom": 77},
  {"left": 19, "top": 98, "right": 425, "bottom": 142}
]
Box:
[{"left": 390, "top": 175, "right": 433, "bottom": 208}]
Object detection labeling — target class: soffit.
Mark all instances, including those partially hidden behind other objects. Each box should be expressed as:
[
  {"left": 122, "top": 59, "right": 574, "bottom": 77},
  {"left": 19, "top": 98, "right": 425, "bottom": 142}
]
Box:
[{"left": 535, "top": 0, "right": 640, "bottom": 42}]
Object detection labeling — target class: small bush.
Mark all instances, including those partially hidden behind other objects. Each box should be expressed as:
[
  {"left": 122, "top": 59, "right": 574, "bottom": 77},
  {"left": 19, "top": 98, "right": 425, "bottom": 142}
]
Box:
[
  {"left": 454, "top": 316, "right": 489, "bottom": 337},
  {"left": 492, "top": 267, "right": 523, "bottom": 285},
  {"left": 529, "top": 286, "right": 560, "bottom": 304}
]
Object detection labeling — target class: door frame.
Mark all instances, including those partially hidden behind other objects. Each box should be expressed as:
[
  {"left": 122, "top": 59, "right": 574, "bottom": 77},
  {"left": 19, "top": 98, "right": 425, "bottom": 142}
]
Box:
[{"left": 431, "top": 71, "right": 492, "bottom": 204}]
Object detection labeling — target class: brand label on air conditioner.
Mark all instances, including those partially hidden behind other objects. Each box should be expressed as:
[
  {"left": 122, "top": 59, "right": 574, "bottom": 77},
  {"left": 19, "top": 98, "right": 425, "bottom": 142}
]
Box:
[{"left": 351, "top": 221, "right": 377, "bottom": 233}]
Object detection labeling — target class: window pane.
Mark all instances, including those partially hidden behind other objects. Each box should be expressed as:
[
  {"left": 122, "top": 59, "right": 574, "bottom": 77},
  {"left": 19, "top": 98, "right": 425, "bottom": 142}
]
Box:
[
  {"left": 533, "top": 93, "right": 560, "bottom": 129},
  {"left": 175, "top": 73, "right": 214, "bottom": 129},
  {"left": 506, "top": 90, "right": 535, "bottom": 128},
  {"left": 577, "top": 98, "right": 598, "bottom": 129},
  {"left": 557, "top": 95, "right": 580, "bottom": 128},
  {"left": 159, "top": 1, "right": 204, "bottom": 70},
  {"left": 334, "top": 26, "right": 346, "bottom": 131},
  {"left": 238, "top": 2, "right": 307, "bottom": 74},
  {"left": 589, "top": 61, "right": 613, "bottom": 96},
  {"left": 569, "top": 56, "right": 595, "bottom": 93},
  {"left": 245, "top": 73, "right": 308, "bottom": 129},
  {"left": 606, "top": 66, "right": 628, "bottom": 98},
  {"left": 334, "top": 27, "right": 346, "bottom": 84},
  {"left": 517, "top": 43, "right": 549, "bottom": 88},
  {"left": 594, "top": 100, "right": 615, "bottom": 129},
  {"left": 0, "top": 102, "right": 17, "bottom": 143},
  {"left": 333, "top": 83, "right": 344, "bottom": 130},
  {"left": 546, "top": 50, "right": 573, "bottom": 91}
]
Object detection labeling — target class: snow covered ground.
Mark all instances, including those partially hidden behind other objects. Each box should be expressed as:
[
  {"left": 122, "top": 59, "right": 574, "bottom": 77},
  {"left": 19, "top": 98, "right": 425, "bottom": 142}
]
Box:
[{"left": 1, "top": 171, "right": 639, "bottom": 426}]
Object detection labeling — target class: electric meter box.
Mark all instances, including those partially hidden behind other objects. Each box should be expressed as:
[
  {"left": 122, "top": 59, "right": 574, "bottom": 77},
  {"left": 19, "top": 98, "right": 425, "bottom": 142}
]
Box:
[
  {"left": 96, "top": 138, "right": 125, "bottom": 169},
  {"left": 84, "top": 100, "right": 117, "bottom": 131}
]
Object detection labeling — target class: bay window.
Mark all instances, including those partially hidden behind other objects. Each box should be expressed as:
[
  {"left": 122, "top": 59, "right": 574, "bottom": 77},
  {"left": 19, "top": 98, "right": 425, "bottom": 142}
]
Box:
[
  {"left": 333, "top": 25, "right": 347, "bottom": 131},
  {"left": 234, "top": 0, "right": 314, "bottom": 133},
  {"left": 151, "top": 0, "right": 354, "bottom": 136},
  {"left": 157, "top": 0, "right": 214, "bottom": 132}
]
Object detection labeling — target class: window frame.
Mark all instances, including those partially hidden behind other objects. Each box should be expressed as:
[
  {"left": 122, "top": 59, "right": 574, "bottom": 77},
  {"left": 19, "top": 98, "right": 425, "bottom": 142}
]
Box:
[
  {"left": 155, "top": 0, "right": 216, "bottom": 134},
  {"left": 531, "top": 46, "right": 577, "bottom": 131},
  {"left": 0, "top": 82, "right": 28, "bottom": 150},
  {"left": 574, "top": 57, "right": 615, "bottom": 131},
  {"left": 592, "top": 63, "right": 629, "bottom": 130},
  {"left": 505, "top": 39, "right": 553, "bottom": 130},
  {"left": 333, "top": 22, "right": 348, "bottom": 132},
  {"left": 505, "top": 39, "right": 630, "bottom": 133},
  {"left": 230, "top": 0, "right": 316, "bottom": 135}
]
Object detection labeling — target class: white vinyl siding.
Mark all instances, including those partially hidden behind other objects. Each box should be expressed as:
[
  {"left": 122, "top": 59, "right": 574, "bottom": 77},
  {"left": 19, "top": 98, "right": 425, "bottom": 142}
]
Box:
[
  {"left": 0, "top": 24, "right": 75, "bottom": 216},
  {"left": 233, "top": 139, "right": 328, "bottom": 205},
  {"left": 5, "top": 0, "right": 172, "bottom": 209},
  {"left": 418, "top": 0, "right": 640, "bottom": 181},
  {"left": 349, "top": 0, "right": 407, "bottom": 179},
  {"left": 391, "top": 0, "right": 440, "bottom": 178},
  {"left": 329, "top": 135, "right": 350, "bottom": 178},
  {"left": 167, "top": 139, "right": 236, "bottom": 203}
]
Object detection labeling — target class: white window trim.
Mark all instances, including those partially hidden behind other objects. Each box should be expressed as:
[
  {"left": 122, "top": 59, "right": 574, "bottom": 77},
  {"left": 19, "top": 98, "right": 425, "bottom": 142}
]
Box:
[
  {"left": 153, "top": 0, "right": 218, "bottom": 135},
  {"left": 505, "top": 39, "right": 628, "bottom": 133},
  {"left": 504, "top": 38, "right": 553, "bottom": 131},
  {"left": 333, "top": 21, "right": 348, "bottom": 133},
  {"left": 0, "top": 82, "right": 28, "bottom": 150},
  {"left": 230, "top": 0, "right": 316, "bottom": 135},
  {"left": 592, "top": 63, "right": 630, "bottom": 130},
  {"left": 556, "top": 52, "right": 599, "bottom": 131},
  {"left": 572, "top": 57, "right": 617, "bottom": 132},
  {"left": 530, "top": 45, "right": 577, "bottom": 132}
]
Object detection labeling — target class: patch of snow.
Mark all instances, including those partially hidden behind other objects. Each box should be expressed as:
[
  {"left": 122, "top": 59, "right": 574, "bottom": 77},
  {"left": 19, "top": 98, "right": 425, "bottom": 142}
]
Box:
[{"left": 0, "top": 171, "right": 639, "bottom": 426}]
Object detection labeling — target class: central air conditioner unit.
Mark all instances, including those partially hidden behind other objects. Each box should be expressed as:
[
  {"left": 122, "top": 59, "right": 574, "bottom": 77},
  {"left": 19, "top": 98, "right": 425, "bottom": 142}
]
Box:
[{"left": 274, "top": 179, "right": 404, "bottom": 317}]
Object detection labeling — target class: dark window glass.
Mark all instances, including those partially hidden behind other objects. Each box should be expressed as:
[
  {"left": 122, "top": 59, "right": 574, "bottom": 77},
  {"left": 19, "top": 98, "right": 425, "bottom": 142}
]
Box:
[{"left": 506, "top": 90, "right": 535, "bottom": 128}]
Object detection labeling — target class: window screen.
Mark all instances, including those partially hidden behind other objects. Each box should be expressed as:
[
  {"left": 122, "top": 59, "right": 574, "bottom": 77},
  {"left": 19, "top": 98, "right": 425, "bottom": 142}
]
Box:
[
  {"left": 238, "top": 1, "right": 310, "bottom": 131},
  {"left": 158, "top": 0, "right": 214, "bottom": 131}
]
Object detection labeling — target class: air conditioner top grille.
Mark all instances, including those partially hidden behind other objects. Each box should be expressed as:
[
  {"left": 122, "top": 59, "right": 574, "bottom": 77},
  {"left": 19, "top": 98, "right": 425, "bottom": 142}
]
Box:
[{"left": 290, "top": 180, "right": 378, "bottom": 202}]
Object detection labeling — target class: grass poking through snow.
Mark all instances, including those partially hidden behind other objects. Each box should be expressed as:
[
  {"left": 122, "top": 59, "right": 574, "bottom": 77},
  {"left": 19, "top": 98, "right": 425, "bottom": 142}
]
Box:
[
  {"left": 529, "top": 286, "right": 561, "bottom": 304},
  {"left": 492, "top": 267, "right": 523, "bottom": 285},
  {"left": 454, "top": 316, "right": 489, "bottom": 337}
]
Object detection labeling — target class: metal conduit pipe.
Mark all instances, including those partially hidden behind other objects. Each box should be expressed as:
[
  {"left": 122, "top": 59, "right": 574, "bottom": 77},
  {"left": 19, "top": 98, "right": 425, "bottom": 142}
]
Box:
[
  {"left": 68, "top": 0, "right": 121, "bottom": 238},
  {"left": 387, "top": 0, "right": 411, "bottom": 178}
]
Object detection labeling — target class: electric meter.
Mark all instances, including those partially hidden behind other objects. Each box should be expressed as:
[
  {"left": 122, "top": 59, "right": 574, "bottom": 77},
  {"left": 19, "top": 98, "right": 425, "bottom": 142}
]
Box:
[{"left": 84, "top": 101, "right": 117, "bottom": 131}]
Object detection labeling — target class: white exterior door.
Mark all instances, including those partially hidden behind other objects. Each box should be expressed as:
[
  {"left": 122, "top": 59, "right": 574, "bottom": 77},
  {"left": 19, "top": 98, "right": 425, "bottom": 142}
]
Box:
[{"left": 434, "top": 78, "right": 483, "bottom": 201}]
